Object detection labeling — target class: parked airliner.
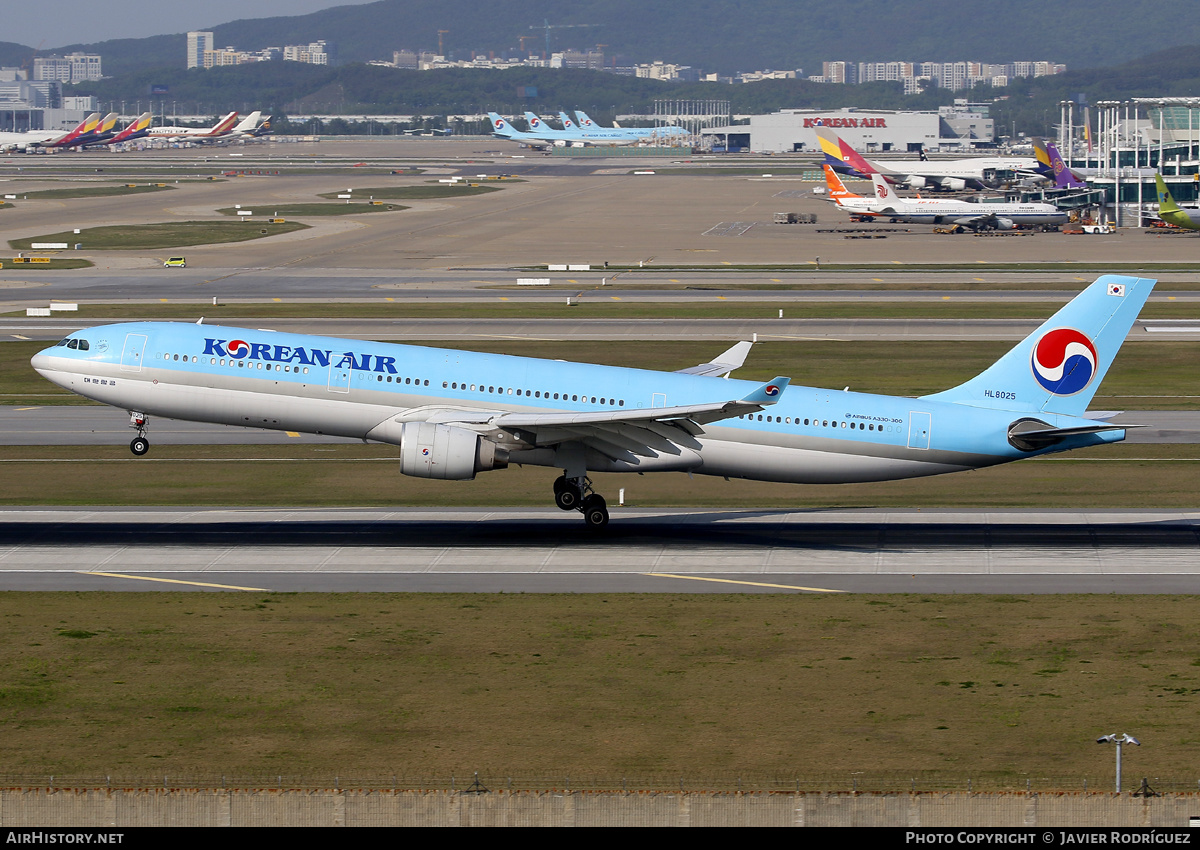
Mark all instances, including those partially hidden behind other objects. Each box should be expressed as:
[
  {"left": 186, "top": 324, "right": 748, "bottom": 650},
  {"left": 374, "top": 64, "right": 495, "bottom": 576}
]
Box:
[
  {"left": 816, "top": 127, "right": 1042, "bottom": 190},
  {"left": 31, "top": 275, "right": 1152, "bottom": 528},
  {"left": 867, "top": 174, "right": 1068, "bottom": 230}
]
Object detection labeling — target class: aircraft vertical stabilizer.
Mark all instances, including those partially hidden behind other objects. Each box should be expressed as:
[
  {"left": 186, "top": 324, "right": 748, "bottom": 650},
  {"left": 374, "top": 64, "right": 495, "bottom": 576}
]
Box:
[
  {"left": 1047, "top": 142, "right": 1087, "bottom": 189},
  {"left": 1155, "top": 173, "right": 1185, "bottom": 216},
  {"left": 814, "top": 126, "right": 883, "bottom": 179},
  {"left": 922, "top": 275, "right": 1156, "bottom": 416},
  {"left": 823, "top": 164, "right": 862, "bottom": 200}
]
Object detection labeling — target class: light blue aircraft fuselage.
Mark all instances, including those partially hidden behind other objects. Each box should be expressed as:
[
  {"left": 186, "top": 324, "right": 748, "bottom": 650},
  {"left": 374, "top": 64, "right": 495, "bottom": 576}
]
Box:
[
  {"left": 31, "top": 275, "right": 1153, "bottom": 527},
  {"left": 573, "top": 110, "right": 689, "bottom": 145}
]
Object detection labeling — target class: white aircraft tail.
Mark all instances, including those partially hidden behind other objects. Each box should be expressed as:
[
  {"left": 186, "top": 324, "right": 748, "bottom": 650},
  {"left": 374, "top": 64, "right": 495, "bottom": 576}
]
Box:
[
  {"left": 232, "top": 111, "right": 262, "bottom": 133},
  {"left": 870, "top": 173, "right": 902, "bottom": 205}
]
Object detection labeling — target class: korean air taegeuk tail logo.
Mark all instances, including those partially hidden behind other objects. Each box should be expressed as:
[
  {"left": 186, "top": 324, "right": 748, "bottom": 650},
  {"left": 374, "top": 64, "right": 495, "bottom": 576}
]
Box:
[
  {"left": 765, "top": 384, "right": 781, "bottom": 397},
  {"left": 1030, "top": 328, "right": 1097, "bottom": 395}
]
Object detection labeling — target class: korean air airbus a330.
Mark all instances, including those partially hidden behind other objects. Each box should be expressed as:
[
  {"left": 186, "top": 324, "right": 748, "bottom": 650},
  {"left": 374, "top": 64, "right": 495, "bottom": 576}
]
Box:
[{"left": 31, "top": 275, "right": 1152, "bottom": 528}]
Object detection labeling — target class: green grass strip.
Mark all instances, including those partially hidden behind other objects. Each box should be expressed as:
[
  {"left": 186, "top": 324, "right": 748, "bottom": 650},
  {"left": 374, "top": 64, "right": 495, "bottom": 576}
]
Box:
[{"left": 9, "top": 220, "right": 309, "bottom": 251}]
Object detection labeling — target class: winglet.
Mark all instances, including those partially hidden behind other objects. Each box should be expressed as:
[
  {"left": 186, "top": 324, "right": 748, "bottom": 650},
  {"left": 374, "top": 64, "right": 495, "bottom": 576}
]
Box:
[
  {"left": 741, "top": 377, "right": 789, "bottom": 406},
  {"left": 675, "top": 340, "right": 754, "bottom": 377}
]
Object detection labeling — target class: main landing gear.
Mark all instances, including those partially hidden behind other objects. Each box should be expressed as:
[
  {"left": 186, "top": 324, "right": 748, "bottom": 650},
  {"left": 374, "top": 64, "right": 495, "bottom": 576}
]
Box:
[
  {"left": 129, "top": 412, "right": 149, "bottom": 456},
  {"left": 553, "top": 474, "right": 609, "bottom": 529}
]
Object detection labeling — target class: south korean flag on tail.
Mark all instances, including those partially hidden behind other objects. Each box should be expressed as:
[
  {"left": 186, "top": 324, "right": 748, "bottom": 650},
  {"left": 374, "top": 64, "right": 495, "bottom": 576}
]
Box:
[{"left": 1107, "top": 282, "right": 1126, "bottom": 297}]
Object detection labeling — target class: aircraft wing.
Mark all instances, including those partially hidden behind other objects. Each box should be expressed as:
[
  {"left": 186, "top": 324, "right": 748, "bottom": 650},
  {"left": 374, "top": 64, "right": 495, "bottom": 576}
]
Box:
[
  {"left": 493, "top": 378, "right": 788, "bottom": 430},
  {"left": 949, "top": 213, "right": 997, "bottom": 229},
  {"left": 487, "top": 376, "right": 789, "bottom": 462},
  {"left": 366, "top": 377, "right": 789, "bottom": 463}
]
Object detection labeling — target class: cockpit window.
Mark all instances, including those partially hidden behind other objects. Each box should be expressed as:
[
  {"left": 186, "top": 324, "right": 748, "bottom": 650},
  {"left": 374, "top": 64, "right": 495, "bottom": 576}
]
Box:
[
  {"left": 67, "top": 339, "right": 78, "bottom": 349},
  {"left": 78, "top": 339, "right": 89, "bottom": 350},
  {"left": 57, "top": 339, "right": 69, "bottom": 346},
  {"left": 61, "top": 338, "right": 89, "bottom": 350}
]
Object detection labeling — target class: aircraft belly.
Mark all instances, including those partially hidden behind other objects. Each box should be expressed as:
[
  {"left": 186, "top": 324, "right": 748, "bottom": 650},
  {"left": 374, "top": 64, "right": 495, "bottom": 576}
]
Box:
[{"left": 694, "top": 438, "right": 968, "bottom": 483}]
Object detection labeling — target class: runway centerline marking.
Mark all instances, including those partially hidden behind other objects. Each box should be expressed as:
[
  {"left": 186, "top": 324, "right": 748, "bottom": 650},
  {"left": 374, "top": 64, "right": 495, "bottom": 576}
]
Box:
[
  {"left": 645, "top": 573, "right": 845, "bottom": 593},
  {"left": 81, "top": 571, "right": 270, "bottom": 591}
]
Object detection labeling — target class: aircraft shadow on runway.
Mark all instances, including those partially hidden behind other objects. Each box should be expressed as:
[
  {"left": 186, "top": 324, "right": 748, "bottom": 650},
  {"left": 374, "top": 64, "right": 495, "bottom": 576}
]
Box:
[{"left": 2, "top": 517, "right": 1200, "bottom": 552}]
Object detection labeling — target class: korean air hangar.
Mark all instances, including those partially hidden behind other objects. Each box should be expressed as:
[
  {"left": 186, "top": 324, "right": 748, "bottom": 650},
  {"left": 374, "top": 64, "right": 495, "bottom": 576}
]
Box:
[{"left": 700, "top": 107, "right": 994, "bottom": 154}]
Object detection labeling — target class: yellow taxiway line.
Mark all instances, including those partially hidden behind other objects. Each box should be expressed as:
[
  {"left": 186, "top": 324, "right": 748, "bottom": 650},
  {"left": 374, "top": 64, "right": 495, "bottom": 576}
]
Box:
[
  {"left": 81, "top": 572, "right": 269, "bottom": 591},
  {"left": 645, "top": 573, "right": 844, "bottom": 593}
]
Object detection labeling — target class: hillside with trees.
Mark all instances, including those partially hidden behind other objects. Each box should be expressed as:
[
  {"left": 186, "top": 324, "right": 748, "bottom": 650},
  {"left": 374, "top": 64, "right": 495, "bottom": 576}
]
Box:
[{"left": 24, "top": 0, "right": 1200, "bottom": 77}]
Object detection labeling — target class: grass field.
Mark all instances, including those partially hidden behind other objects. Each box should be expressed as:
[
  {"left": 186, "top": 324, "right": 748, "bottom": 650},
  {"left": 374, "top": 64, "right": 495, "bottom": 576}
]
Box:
[
  {"left": 216, "top": 203, "right": 406, "bottom": 217},
  {"left": 0, "top": 591, "right": 1198, "bottom": 788},
  {"left": 316, "top": 185, "right": 502, "bottom": 200},
  {"left": 8, "top": 221, "right": 310, "bottom": 251},
  {"left": 14, "top": 184, "right": 175, "bottom": 200},
  {"left": 1, "top": 443, "right": 1199, "bottom": 508},
  {"left": 0, "top": 258, "right": 93, "bottom": 270}
]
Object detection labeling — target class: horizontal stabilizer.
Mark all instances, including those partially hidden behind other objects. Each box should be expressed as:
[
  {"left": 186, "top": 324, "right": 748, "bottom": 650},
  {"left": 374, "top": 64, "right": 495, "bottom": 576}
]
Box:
[
  {"left": 1007, "top": 418, "right": 1134, "bottom": 452},
  {"left": 739, "top": 376, "right": 789, "bottom": 406}
]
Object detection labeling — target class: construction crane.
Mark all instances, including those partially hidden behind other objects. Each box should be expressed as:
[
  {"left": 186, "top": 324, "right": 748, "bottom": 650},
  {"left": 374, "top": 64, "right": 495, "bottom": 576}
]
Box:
[
  {"left": 518, "top": 35, "right": 537, "bottom": 57},
  {"left": 529, "top": 20, "right": 596, "bottom": 56},
  {"left": 21, "top": 40, "right": 45, "bottom": 80}
]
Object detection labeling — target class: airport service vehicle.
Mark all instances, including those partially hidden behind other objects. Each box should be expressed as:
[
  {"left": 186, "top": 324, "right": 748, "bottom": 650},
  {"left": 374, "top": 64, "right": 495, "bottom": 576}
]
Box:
[
  {"left": 163, "top": 257, "right": 186, "bottom": 268},
  {"left": 866, "top": 174, "right": 1067, "bottom": 231},
  {"left": 1154, "top": 174, "right": 1200, "bottom": 230},
  {"left": 32, "top": 275, "right": 1152, "bottom": 528},
  {"left": 816, "top": 127, "right": 1042, "bottom": 191}
]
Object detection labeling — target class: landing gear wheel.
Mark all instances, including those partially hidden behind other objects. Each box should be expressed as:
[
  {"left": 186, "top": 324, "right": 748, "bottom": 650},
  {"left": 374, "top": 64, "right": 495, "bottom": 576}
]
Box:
[
  {"left": 581, "top": 494, "right": 609, "bottom": 529},
  {"left": 130, "top": 436, "right": 149, "bottom": 456},
  {"left": 555, "top": 483, "right": 583, "bottom": 511}
]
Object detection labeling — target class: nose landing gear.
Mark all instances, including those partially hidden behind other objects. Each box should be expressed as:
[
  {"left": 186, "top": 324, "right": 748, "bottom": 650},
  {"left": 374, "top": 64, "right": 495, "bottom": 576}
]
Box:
[
  {"left": 553, "top": 474, "right": 609, "bottom": 528},
  {"left": 129, "top": 412, "right": 149, "bottom": 456}
]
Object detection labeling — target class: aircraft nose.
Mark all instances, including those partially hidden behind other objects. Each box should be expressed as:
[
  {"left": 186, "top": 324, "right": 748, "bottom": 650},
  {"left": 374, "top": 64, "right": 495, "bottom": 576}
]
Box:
[{"left": 30, "top": 346, "right": 55, "bottom": 374}]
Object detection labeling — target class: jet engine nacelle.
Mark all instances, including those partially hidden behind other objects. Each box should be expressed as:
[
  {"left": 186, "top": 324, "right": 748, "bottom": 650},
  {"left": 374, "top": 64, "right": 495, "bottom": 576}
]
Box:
[
  {"left": 994, "top": 217, "right": 1015, "bottom": 230},
  {"left": 904, "top": 176, "right": 928, "bottom": 190},
  {"left": 553, "top": 139, "right": 567, "bottom": 147},
  {"left": 939, "top": 178, "right": 968, "bottom": 191},
  {"left": 399, "top": 422, "right": 508, "bottom": 480}
]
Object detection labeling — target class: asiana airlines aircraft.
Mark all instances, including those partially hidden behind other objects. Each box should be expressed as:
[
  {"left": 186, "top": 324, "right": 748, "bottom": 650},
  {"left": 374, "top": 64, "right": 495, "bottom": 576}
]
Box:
[{"left": 31, "top": 275, "right": 1152, "bottom": 528}]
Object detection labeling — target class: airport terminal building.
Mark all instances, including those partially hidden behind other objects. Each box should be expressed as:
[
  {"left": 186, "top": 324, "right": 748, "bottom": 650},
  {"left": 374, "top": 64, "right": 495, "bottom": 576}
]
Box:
[{"left": 701, "top": 106, "right": 994, "bottom": 154}]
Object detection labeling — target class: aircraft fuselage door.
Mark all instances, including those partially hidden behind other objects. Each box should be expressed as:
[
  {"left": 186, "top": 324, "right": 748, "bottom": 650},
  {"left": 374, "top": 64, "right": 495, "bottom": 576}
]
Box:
[
  {"left": 120, "top": 333, "right": 148, "bottom": 372},
  {"left": 907, "top": 411, "right": 931, "bottom": 450},
  {"left": 652, "top": 393, "right": 667, "bottom": 408},
  {"left": 327, "top": 360, "right": 352, "bottom": 393}
]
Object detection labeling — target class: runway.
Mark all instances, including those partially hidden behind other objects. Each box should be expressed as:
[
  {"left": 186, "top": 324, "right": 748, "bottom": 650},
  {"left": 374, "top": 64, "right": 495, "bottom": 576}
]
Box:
[
  {"left": 4, "top": 407, "right": 1199, "bottom": 445},
  {"left": 1, "top": 507, "right": 1199, "bottom": 593},
  {"left": 5, "top": 267, "right": 1200, "bottom": 309}
]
